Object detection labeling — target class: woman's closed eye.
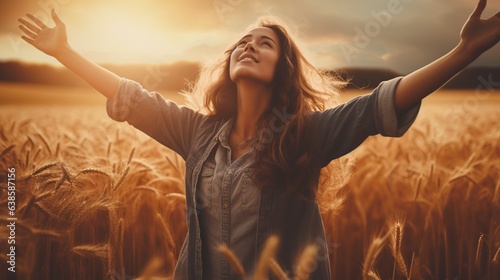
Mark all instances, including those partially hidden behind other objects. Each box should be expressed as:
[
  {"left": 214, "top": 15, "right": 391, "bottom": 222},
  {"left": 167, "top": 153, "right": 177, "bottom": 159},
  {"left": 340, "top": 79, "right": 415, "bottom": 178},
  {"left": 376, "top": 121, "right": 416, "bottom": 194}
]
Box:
[
  {"left": 261, "top": 41, "right": 273, "bottom": 48},
  {"left": 236, "top": 40, "right": 247, "bottom": 47}
]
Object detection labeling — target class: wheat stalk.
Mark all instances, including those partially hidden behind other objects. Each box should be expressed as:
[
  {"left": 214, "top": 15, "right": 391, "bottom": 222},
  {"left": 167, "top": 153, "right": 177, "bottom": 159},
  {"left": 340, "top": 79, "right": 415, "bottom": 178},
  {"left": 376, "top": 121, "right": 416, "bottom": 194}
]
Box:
[
  {"left": 254, "top": 235, "right": 279, "bottom": 279},
  {"left": 155, "top": 213, "right": 176, "bottom": 258},
  {"left": 34, "top": 202, "right": 62, "bottom": 220},
  {"left": 0, "top": 144, "right": 15, "bottom": 158},
  {"left": 492, "top": 247, "right": 500, "bottom": 264},
  {"left": 24, "top": 149, "right": 30, "bottom": 168},
  {"left": 136, "top": 256, "right": 165, "bottom": 279},
  {"left": 295, "top": 244, "right": 319, "bottom": 280},
  {"left": 127, "top": 147, "right": 136, "bottom": 165},
  {"left": 106, "top": 142, "right": 112, "bottom": 160},
  {"left": 475, "top": 233, "right": 485, "bottom": 268},
  {"left": 35, "top": 131, "right": 52, "bottom": 155},
  {"left": 219, "top": 244, "right": 246, "bottom": 277},
  {"left": 269, "top": 259, "right": 289, "bottom": 280},
  {"left": 362, "top": 232, "right": 390, "bottom": 280}
]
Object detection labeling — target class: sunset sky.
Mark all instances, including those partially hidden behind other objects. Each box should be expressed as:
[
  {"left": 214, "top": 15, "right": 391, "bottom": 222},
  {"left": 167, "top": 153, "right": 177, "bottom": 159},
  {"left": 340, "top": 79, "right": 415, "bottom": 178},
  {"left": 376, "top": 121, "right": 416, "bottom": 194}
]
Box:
[{"left": 1, "top": 0, "right": 499, "bottom": 73}]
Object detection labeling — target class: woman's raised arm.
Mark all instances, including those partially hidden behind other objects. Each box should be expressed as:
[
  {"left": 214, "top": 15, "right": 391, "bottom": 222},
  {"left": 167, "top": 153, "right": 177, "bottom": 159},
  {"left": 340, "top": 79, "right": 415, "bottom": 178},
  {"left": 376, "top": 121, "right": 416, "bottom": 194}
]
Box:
[
  {"left": 394, "top": 0, "right": 499, "bottom": 114},
  {"left": 18, "top": 9, "right": 120, "bottom": 100}
]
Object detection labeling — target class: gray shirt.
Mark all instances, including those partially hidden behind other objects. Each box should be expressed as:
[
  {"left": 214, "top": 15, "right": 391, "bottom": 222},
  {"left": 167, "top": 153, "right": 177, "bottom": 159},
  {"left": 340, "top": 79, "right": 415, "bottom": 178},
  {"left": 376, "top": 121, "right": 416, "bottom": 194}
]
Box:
[{"left": 197, "top": 118, "right": 260, "bottom": 279}]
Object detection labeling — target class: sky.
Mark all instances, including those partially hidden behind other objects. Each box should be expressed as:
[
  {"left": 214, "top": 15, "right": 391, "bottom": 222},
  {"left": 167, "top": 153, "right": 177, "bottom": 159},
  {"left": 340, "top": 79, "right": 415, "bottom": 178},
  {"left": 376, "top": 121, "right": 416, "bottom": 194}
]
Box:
[{"left": 0, "top": 0, "right": 499, "bottom": 73}]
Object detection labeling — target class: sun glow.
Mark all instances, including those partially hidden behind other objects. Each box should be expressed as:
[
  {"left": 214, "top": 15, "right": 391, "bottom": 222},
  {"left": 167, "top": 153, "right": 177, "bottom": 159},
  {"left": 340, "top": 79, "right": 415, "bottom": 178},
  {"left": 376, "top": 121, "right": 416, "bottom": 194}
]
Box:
[{"left": 70, "top": 6, "right": 176, "bottom": 64}]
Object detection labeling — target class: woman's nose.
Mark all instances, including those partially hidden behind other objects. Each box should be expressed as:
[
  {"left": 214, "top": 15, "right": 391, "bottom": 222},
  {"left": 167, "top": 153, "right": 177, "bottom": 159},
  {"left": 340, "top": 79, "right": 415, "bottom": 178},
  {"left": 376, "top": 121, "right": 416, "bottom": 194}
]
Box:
[{"left": 244, "top": 41, "right": 256, "bottom": 52}]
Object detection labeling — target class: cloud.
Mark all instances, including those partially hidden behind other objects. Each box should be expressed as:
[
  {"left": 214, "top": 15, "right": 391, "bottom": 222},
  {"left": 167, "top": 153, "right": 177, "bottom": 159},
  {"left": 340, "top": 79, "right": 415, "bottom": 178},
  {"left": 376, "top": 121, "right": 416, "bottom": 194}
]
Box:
[{"left": 1, "top": 0, "right": 498, "bottom": 72}]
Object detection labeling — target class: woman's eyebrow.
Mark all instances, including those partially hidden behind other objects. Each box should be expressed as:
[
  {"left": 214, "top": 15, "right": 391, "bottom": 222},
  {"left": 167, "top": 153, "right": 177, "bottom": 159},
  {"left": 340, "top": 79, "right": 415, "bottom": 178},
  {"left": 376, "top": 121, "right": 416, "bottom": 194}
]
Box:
[{"left": 239, "top": 34, "right": 277, "bottom": 46}]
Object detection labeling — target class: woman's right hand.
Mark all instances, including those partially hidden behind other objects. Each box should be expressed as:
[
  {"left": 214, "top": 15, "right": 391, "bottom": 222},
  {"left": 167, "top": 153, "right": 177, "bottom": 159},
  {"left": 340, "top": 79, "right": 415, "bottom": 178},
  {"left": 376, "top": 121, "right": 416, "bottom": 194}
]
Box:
[{"left": 18, "top": 9, "right": 68, "bottom": 58}]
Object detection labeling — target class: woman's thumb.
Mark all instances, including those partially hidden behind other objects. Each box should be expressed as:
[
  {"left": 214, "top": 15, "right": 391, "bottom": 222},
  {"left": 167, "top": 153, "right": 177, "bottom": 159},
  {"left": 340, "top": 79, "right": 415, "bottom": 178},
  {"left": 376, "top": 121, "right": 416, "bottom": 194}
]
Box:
[{"left": 51, "top": 9, "right": 64, "bottom": 25}]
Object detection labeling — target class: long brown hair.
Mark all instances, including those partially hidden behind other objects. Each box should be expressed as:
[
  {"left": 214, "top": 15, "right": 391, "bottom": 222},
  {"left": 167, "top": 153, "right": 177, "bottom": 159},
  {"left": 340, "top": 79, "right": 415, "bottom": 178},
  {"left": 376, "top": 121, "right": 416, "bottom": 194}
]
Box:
[{"left": 186, "top": 17, "right": 344, "bottom": 197}]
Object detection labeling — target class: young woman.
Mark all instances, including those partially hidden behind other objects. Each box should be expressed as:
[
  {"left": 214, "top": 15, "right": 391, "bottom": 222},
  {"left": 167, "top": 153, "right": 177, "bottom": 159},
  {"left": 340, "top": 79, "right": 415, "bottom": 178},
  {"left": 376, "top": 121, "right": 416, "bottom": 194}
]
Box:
[{"left": 18, "top": 1, "right": 499, "bottom": 279}]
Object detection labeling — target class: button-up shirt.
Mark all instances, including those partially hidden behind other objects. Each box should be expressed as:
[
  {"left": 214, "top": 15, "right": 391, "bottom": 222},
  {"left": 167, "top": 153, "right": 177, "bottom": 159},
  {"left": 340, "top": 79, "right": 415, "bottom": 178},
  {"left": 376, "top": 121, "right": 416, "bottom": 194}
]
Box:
[
  {"left": 197, "top": 118, "right": 260, "bottom": 279},
  {"left": 106, "top": 76, "right": 420, "bottom": 279}
]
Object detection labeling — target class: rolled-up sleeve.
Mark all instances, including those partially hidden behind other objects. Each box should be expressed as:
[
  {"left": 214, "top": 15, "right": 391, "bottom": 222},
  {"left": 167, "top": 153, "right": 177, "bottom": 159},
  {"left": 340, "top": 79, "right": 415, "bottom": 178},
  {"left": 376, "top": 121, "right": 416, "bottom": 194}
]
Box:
[
  {"left": 310, "top": 76, "right": 420, "bottom": 166},
  {"left": 373, "top": 76, "right": 420, "bottom": 137},
  {"left": 106, "top": 78, "right": 204, "bottom": 159}
]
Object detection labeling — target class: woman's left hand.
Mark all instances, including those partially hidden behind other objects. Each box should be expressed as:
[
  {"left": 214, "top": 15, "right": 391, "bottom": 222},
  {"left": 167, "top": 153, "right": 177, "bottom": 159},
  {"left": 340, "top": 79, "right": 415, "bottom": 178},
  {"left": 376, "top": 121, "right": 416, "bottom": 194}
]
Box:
[{"left": 459, "top": 0, "right": 500, "bottom": 57}]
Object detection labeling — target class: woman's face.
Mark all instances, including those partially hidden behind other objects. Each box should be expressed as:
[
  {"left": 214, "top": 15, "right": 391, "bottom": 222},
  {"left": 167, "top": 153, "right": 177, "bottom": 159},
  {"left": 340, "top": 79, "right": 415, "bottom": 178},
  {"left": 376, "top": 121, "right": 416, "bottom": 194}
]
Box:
[{"left": 229, "top": 27, "right": 280, "bottom": 85}]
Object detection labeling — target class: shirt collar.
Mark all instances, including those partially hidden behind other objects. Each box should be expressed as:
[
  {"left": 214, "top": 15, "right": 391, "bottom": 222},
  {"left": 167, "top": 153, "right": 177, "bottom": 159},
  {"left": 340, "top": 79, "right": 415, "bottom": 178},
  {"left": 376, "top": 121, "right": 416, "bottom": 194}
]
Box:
[{"left": 216, "top": 118, "right": 235, "bottom": 149}]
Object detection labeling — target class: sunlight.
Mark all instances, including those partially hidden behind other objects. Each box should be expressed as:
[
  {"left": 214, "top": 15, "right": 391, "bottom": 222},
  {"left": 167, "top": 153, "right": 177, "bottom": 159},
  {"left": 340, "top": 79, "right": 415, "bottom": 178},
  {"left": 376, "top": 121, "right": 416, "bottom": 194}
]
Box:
[{"left": 72, "top": 5, "right": 176, "bottom": 64}]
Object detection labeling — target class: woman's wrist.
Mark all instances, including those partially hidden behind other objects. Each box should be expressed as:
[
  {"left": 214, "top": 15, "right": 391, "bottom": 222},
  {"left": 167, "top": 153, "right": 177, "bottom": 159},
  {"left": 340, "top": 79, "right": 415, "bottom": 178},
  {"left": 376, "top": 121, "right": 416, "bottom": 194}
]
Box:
[
  {"left": 55, "top": 43, "right": 75, "bottom": 62},
  {"left": 452, "top": 41, "right": 481, "bottom": 66}
]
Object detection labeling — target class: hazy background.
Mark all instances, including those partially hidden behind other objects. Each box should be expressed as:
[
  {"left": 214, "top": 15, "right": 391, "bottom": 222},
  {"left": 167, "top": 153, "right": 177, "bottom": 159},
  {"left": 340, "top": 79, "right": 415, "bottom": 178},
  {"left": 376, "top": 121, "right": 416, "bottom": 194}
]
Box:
[{"left": 1, "top": 0, "right": 499, "bottom": 72}]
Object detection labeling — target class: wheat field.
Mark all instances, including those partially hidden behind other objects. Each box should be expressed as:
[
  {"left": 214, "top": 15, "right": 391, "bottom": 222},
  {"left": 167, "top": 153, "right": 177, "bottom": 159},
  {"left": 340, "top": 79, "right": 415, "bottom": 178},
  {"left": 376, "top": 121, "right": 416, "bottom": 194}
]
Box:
[{"left": 0, "top": 85, "right": 499, "bottom": 279}]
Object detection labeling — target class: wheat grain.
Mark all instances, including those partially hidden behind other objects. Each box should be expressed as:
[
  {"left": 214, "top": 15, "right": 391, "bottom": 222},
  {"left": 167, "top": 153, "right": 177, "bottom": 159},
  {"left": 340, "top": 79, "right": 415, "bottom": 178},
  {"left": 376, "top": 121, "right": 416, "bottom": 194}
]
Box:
[
  {"left": 60, "top": 162, "right": 71, "bottom": 179},
  {"left": 31, "top": 162, "right": 60, "bottom": 176},
  {"left": 366, "top": 270, "right": 381, "bottom": 280},
  {"left": 113, "top": 165, "right": 130, "bottom": 191},
  {"left": 389, "top": 219, "right": 408, "bottom": 279},
  {"left": 75, "top": 168, "right": 113, "bottom": 180},
  {"left": 72, "top": 244, "right": 109, "bottom": 259}
]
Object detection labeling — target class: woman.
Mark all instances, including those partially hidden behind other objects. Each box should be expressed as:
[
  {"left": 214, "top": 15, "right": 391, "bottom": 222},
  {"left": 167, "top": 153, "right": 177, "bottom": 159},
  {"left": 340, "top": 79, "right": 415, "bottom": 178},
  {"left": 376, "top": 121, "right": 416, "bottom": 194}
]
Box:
[{"left": 18, "top": 1, "right": 499, "bottom": 279}]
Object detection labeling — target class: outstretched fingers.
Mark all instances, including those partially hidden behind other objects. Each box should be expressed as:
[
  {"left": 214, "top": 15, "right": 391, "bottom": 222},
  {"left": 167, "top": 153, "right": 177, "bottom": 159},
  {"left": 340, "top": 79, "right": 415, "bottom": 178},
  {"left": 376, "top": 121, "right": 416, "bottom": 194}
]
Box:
[
  {"left": 19, "top": 25, "right": 37, "bottom": 39},
  {"left": 471, "top": 0, "right": 487, "bottom": 19},
  {"left": 18, "top": 12, "right": 48, "bottom": 42},
  {"left": 18, "top": 17, "right": 41, "bottom": 34},
  {"left": 20, "top": 34, "right": 35, "bottom": 46},
  {"left": 26, "top": 13, "right": 48, "bottom": 29}
]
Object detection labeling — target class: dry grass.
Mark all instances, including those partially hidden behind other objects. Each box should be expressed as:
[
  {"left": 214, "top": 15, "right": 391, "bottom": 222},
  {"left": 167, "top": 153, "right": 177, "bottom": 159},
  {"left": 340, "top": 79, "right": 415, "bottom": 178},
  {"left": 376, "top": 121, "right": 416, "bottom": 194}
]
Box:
[{"left": 0, "top": 90, "right": 499, "bottom": 279}]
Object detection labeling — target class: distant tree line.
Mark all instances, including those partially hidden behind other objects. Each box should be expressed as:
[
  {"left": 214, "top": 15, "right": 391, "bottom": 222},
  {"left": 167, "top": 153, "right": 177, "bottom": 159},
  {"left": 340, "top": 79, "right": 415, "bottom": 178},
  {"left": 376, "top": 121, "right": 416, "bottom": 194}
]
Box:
[{"left": 0, "top": 61, "right": 498, "bottom": 91}]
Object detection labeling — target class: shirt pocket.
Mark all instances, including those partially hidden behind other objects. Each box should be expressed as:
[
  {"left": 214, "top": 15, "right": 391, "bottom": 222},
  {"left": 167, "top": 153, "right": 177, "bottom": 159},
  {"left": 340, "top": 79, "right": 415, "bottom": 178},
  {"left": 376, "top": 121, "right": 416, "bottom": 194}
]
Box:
[
  {"left": 197, "top": 161, "right": 216, "bottom": 210},
  {"left": 241, "top": 168, "right": 260, "bottom": 214}
]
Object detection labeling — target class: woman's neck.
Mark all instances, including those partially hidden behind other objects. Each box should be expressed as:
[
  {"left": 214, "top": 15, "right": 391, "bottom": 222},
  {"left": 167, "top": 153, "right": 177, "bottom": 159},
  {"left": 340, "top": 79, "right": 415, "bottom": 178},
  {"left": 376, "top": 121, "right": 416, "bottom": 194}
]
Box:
[{"left": 233, "top": 79, "right": 273, "bottom": 139}]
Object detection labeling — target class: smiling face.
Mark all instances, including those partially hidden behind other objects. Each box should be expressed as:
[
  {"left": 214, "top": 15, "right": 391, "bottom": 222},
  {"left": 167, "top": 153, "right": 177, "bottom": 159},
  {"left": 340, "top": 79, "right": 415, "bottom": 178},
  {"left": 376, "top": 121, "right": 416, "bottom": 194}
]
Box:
[{"left": 229, "top": 27, "right": 281, "bottom": 85}]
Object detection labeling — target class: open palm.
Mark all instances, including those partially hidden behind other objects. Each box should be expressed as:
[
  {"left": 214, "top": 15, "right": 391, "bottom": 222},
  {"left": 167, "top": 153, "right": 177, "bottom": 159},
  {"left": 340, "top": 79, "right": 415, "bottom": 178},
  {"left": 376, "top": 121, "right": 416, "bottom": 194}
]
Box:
[
  {"left": 18, "top": 9, "right": 68, "bottom": 57},
  {"left": 460, "top": 0, "right": 500, "bottom": 56}
]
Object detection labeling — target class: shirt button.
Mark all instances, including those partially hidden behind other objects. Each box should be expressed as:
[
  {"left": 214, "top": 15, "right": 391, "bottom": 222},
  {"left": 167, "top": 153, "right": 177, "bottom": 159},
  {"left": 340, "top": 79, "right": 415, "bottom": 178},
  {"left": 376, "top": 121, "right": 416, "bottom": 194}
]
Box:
[{"left": 223, "top": 203, "right": 228, "bottom": 209}]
